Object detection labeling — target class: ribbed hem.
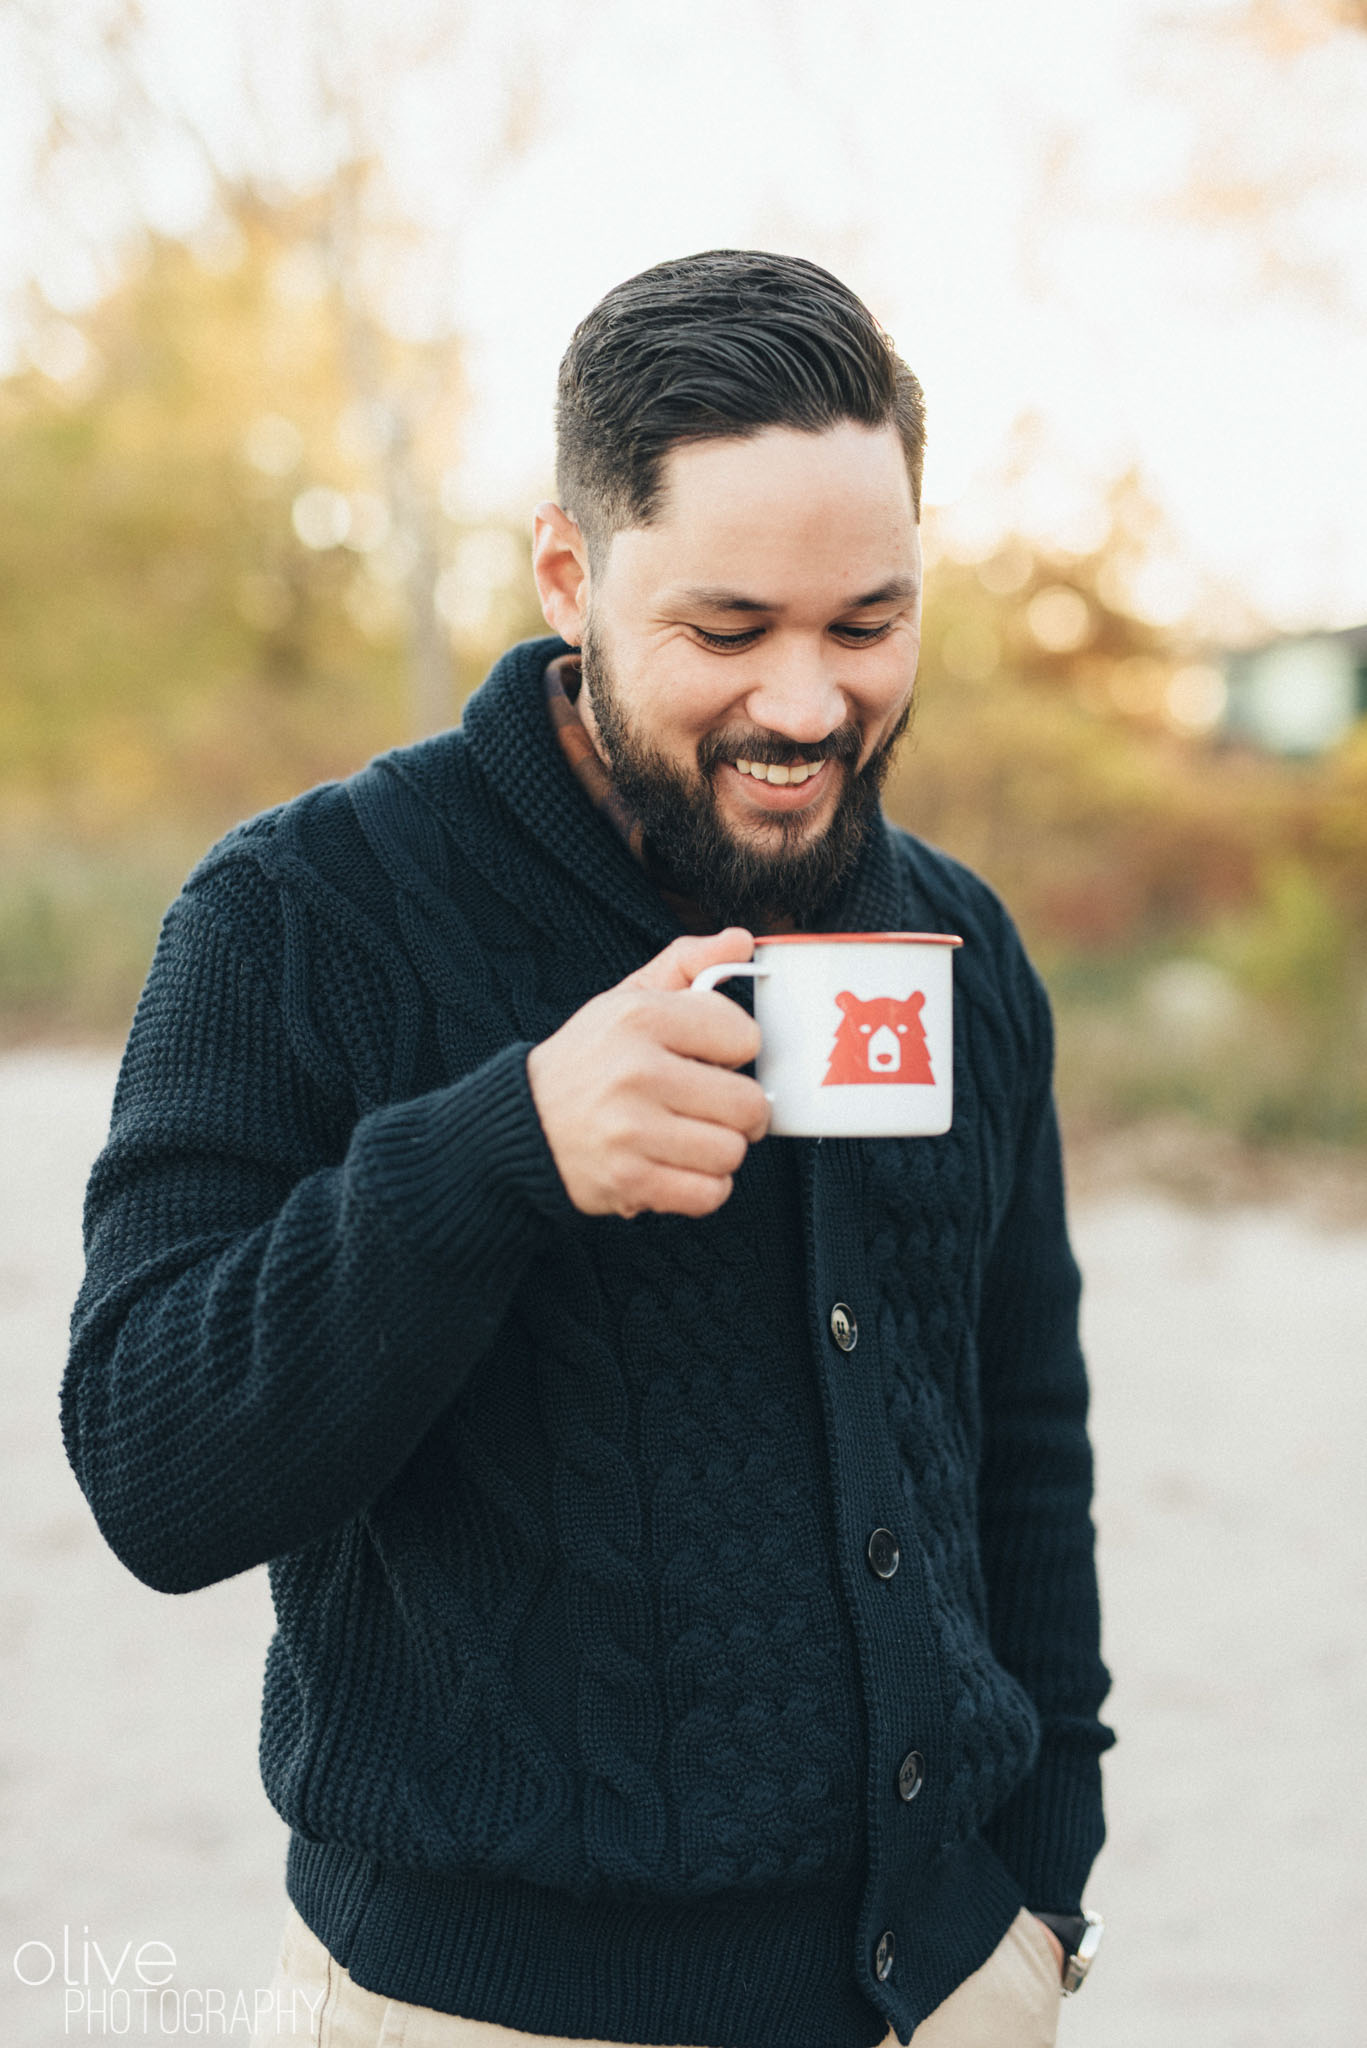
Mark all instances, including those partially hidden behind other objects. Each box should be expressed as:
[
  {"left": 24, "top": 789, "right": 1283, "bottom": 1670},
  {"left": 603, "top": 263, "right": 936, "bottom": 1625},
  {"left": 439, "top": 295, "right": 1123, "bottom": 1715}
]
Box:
[
  {"left": 350, "top": 1039, "right": 573, "bottom": 1266},
  {"left": 286, "top": 1835, "right": 887, "bottom": 2048},
  {"left": 981, "top": 1732, "right": 1109, "bottom": 1913},
  {"left": 284, "top": 1833, "right": 1036, "bottom": 2048}
]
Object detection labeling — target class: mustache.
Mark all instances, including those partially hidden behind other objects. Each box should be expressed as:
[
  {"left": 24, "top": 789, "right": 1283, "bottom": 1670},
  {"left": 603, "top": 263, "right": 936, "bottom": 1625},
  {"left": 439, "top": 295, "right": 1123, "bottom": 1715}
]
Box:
[{"left": 697, "top": 723, "right": 864, "bottom": 774}]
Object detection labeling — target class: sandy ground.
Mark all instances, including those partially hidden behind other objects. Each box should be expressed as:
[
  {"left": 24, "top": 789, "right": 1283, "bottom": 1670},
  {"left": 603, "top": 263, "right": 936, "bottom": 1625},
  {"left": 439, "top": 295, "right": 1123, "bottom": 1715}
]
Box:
[{"left": 2, "top": 1049, "right": 1365, "bottom": 2048}]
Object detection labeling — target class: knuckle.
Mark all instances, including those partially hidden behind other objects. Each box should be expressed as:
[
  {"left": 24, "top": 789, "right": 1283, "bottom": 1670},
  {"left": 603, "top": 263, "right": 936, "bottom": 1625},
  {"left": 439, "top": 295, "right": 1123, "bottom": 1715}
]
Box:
[
  {"left": 613, "top": 1044, "right": 664, "bottom": 1098},
  {"left": 620, "top": 1143, "right": 651, "bottom": 1188},
  {"left": 638, "top": 995, "right": 674, "bottom": 1041},
  {"left": 610, "top": 1055, "right": 650, "bottom": 1103},
  {"left": 640, "top": 1043, "right": 676, "bottom": 1089},
  {"left": 617, "top": 990, "right": 652, "bottom": 1032}
]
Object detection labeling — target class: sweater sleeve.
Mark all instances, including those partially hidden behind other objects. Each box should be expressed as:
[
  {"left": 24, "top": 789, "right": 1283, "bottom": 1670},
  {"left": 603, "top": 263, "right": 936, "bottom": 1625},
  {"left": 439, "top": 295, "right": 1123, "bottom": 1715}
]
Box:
[
  {"left": 975, "top": 952, "right": 1114, "bottom": 1914},
  {"left": 61, "top": 884, "right": 574, "bottom": 1598}
]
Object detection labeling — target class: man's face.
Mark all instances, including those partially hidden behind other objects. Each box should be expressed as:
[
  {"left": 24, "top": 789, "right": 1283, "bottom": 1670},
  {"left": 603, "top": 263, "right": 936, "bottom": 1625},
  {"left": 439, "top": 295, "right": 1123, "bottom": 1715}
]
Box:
[{"left": 543, "top": 420, "right": 922, "bottom": 926}]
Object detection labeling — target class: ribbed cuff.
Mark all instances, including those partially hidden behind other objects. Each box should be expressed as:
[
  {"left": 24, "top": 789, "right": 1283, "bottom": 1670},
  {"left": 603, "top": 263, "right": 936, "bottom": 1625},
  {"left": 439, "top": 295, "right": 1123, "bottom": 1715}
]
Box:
[
  {"left": 348, "top": 1039, "right": 574, "bottom": 1267},
  {"left": 981, "top": 1729, "right": 1110, "bottom": 1912}
]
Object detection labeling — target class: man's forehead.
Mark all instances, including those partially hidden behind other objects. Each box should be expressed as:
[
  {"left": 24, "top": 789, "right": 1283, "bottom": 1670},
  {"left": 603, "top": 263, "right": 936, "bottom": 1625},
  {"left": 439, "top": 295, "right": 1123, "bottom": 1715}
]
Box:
[
  {"left": 597, "top": 429, "right": 916, "bottom": 590},
  {"left": 652, "top": 418, "right": 915, "bottom": 511}
]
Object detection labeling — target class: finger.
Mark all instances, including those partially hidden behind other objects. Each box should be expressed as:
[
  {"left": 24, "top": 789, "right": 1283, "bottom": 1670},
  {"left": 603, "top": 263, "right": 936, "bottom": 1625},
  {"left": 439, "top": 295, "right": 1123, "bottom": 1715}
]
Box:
[
  {"left": 639, "top": 1110, "right": 751, "bottom": 1181},
  {"left": 654, "top": 1057, "right": 770, "bottom": 1138},
  {"left": 647, "top": 989, "right": 762, "bottom": 1069},
  {"left": 631, "top": 927, "right": 755, "bottom": 994},
  {"left": 624, "top": 1165, "right": 735, "bottom": 1220}
]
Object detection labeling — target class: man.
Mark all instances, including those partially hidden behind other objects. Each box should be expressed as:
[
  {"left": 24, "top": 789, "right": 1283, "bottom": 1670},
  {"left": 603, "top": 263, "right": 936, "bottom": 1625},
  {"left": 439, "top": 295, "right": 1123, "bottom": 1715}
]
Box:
[{"left": 64, "top": 251, "right": 1112, "bottom": 2048}]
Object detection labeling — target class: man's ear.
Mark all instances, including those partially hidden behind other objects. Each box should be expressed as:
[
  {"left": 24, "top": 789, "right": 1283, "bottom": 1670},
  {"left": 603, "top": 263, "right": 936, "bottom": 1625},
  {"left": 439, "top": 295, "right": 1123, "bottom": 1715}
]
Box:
[{"left": 532, "top": 501, "right": 591, "bottom": 645}]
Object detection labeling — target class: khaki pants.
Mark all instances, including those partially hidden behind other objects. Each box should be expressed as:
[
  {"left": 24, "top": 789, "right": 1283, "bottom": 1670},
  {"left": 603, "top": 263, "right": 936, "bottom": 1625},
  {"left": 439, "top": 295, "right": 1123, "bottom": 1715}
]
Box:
[{"left": 251, "top": 1898, "right": 1061, "bottom": 2048}]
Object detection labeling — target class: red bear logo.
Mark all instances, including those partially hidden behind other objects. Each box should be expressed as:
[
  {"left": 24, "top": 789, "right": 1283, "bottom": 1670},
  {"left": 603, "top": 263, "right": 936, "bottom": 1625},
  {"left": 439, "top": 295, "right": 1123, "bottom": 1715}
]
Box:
[{"left": 821, "top": 989, "right": 934, "bottom": 1087}]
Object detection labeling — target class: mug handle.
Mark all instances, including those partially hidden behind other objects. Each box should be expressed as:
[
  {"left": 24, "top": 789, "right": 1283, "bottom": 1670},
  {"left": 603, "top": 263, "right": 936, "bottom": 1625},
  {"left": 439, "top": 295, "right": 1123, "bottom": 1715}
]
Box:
[{"left": 689, "top": 960, "right": 772, "bottom": 995}]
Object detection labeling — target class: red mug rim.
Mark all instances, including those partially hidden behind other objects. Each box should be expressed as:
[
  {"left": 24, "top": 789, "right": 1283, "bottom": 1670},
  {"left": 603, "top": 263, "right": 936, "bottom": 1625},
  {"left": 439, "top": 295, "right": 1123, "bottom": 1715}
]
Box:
[{"left": 751, "top": 932, "right": 963, "bottom": 948}]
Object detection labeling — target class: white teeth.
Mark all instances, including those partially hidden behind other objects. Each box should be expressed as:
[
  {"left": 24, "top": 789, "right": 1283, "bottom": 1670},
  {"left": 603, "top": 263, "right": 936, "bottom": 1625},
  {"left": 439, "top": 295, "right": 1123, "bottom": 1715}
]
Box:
[{"left": 733, "top": 757, "right": 821, "bottom": 782}]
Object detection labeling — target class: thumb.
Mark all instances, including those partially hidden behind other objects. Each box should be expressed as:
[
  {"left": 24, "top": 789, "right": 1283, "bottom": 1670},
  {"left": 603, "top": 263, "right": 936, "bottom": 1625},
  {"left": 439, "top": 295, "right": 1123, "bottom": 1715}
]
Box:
[{"left": 631, "top": 927, "right": 755, "bottom": 994}]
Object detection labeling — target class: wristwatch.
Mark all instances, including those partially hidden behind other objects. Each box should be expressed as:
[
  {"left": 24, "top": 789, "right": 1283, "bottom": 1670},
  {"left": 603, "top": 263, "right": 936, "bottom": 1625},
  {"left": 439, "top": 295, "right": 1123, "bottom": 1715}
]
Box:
[{"left": 1031, "top": 1909, "right": 1104, "bottom": 1995}]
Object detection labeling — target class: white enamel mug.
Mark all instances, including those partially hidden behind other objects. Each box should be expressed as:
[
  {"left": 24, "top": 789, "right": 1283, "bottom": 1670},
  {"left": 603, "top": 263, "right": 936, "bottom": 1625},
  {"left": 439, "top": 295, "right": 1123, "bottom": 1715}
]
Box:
[{"left": 691, "top": 932, "right": 964, "bottom": 1138}]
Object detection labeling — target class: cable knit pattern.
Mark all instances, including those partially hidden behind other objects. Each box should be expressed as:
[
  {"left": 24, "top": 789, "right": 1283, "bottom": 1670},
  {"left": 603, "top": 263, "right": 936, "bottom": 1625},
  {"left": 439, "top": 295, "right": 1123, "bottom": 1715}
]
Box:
[
  {"left": 64, "top": 635, "right": 1112, "bottom": 2048},
  {"left": 626, "top": 1177, "right": 860, "bottom": 1894}
]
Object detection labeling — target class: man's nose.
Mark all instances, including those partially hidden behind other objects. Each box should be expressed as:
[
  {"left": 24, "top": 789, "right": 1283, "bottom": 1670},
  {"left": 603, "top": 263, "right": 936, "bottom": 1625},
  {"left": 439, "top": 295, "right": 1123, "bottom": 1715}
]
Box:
[{"left": 743, "top": 649, "right": 847, "bottom": 748}]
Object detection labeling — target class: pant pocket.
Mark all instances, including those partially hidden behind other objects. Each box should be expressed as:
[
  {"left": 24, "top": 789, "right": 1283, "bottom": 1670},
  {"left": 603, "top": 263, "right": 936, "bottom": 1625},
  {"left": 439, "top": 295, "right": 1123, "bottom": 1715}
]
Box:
[
  {"left": 1004, "top": 1911, "right": 1064, "bottom": 2045},
  {"left": 910, "top": 1909, "right": 1061, "bottom": 2048},
  {"left": 250, "top": 1902, "right": 333, "bottom": 2046},
  {"left": 1010, "top": 1911, "right": 1065, "bottom": 1989}
]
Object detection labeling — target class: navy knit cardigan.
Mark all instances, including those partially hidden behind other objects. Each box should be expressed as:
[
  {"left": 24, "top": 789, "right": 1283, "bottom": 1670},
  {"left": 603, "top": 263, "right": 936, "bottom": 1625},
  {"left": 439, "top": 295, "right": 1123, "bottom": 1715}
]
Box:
[{"left": 63, "top": 635, "right": 1113, "bottom": 2048}]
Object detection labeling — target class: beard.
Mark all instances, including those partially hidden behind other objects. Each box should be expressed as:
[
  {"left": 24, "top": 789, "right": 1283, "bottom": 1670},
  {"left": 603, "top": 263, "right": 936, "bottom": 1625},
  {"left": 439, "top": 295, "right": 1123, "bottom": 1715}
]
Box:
[{"left": 579, "top": 619, "right": 912, "bottom": 930}]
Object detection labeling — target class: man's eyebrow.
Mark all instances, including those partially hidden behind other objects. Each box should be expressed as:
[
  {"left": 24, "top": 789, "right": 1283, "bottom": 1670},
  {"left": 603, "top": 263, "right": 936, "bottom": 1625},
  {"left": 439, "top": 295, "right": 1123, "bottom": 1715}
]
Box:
[
  {"left": 841, "top": 576, "right": 919, "bottom": 608},
  {"left": 670, "top": 586, "right": 772, "bottom": 614},
  {"left": 671, "top": 576, "right": 918, "bottom": 615}
]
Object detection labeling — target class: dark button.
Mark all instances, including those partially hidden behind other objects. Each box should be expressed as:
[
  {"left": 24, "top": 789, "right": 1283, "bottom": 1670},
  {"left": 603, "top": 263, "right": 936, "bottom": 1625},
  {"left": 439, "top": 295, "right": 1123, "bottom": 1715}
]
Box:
[
  {"left": 874, "top": 1929, "right": 895, "bottom": 1982},
  {"left": 829, "top": 1303, "right": 858, "bottom": 1352},
  {"left": 896, "top": 1749, "right": 925, "bottom": 1802},
  {"left": 866, "top": 1527, "right": 900, "bottom": 1579}
]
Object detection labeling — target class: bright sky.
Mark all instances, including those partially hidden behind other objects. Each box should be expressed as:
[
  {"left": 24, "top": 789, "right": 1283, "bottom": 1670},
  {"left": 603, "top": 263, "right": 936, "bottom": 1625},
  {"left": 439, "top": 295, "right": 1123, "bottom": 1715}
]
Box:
[{"left": 3, "top": 0, "right": 1366, "bottom": 636}]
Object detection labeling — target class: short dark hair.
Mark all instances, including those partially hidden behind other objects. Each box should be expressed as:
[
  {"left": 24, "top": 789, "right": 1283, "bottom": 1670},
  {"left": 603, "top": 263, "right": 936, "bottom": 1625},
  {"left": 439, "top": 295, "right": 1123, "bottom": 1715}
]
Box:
[{"left": 554, "top": 250, "right": 925, "bottom": 568}]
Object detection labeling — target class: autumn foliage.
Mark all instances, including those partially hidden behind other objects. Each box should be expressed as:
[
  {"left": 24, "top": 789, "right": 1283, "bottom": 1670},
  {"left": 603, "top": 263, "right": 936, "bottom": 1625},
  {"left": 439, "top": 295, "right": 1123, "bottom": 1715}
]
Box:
[{"left": 2, "top": 198, "right": 1365, "bottom": 1141}]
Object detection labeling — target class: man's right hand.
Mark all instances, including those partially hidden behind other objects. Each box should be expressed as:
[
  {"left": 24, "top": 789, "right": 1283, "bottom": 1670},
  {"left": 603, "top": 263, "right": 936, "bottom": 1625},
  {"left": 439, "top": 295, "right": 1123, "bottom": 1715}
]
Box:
[{"left": 526, "top": 928, "right": 769, "bottom": 1220}]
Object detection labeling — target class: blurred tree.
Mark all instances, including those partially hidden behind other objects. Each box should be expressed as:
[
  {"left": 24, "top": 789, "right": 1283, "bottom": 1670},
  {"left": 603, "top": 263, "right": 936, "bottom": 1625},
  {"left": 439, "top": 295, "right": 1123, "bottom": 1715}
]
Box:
[
  {"left": 892, "top": 487, "right": 1367, "bottom": 968},
  {"left": 0, "top": 194, "right": 546, "bottom": 1041},
  {"left": 0, "top": 191, "right": 543, "bottom": 842},
  {"left": 889, "top": 539, "right": 1367, "bottom": 1144},
  {"left": 1, "top": 0, "right": 587, "bottom": 738}
]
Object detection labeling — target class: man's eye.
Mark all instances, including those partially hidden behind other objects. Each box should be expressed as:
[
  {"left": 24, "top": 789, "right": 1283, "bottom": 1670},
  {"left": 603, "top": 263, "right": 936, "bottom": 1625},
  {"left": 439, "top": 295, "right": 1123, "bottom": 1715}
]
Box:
[
  {"left": 833, "top": 622, "right": 894, "bottom": 643},
  {"left": 693, "top": 622, "right": 893, "bottom": 649},
  {"left": 693, "top": 626, "right": 763, "bottom": 650}
]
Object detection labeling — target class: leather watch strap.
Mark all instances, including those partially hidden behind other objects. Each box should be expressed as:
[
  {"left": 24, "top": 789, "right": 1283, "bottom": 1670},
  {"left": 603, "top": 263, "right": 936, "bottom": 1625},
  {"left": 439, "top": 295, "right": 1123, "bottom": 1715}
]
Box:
[
  {"left": 1030, "top": 1910, "right": 1102, "bottom": 1994},
  {"left": 1031, "top": 1911, "right": 1087, "bottom": 1960}
]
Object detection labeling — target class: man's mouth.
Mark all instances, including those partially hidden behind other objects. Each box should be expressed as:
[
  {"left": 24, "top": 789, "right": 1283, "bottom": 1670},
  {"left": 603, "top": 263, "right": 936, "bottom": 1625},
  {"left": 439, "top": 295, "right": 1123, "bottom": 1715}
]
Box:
[
  {"left": 732, "top": 756, "right": 827, "bottom": 787},
  {"left": 720, "top": 755, "right": 837, "bottom": 817}
]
